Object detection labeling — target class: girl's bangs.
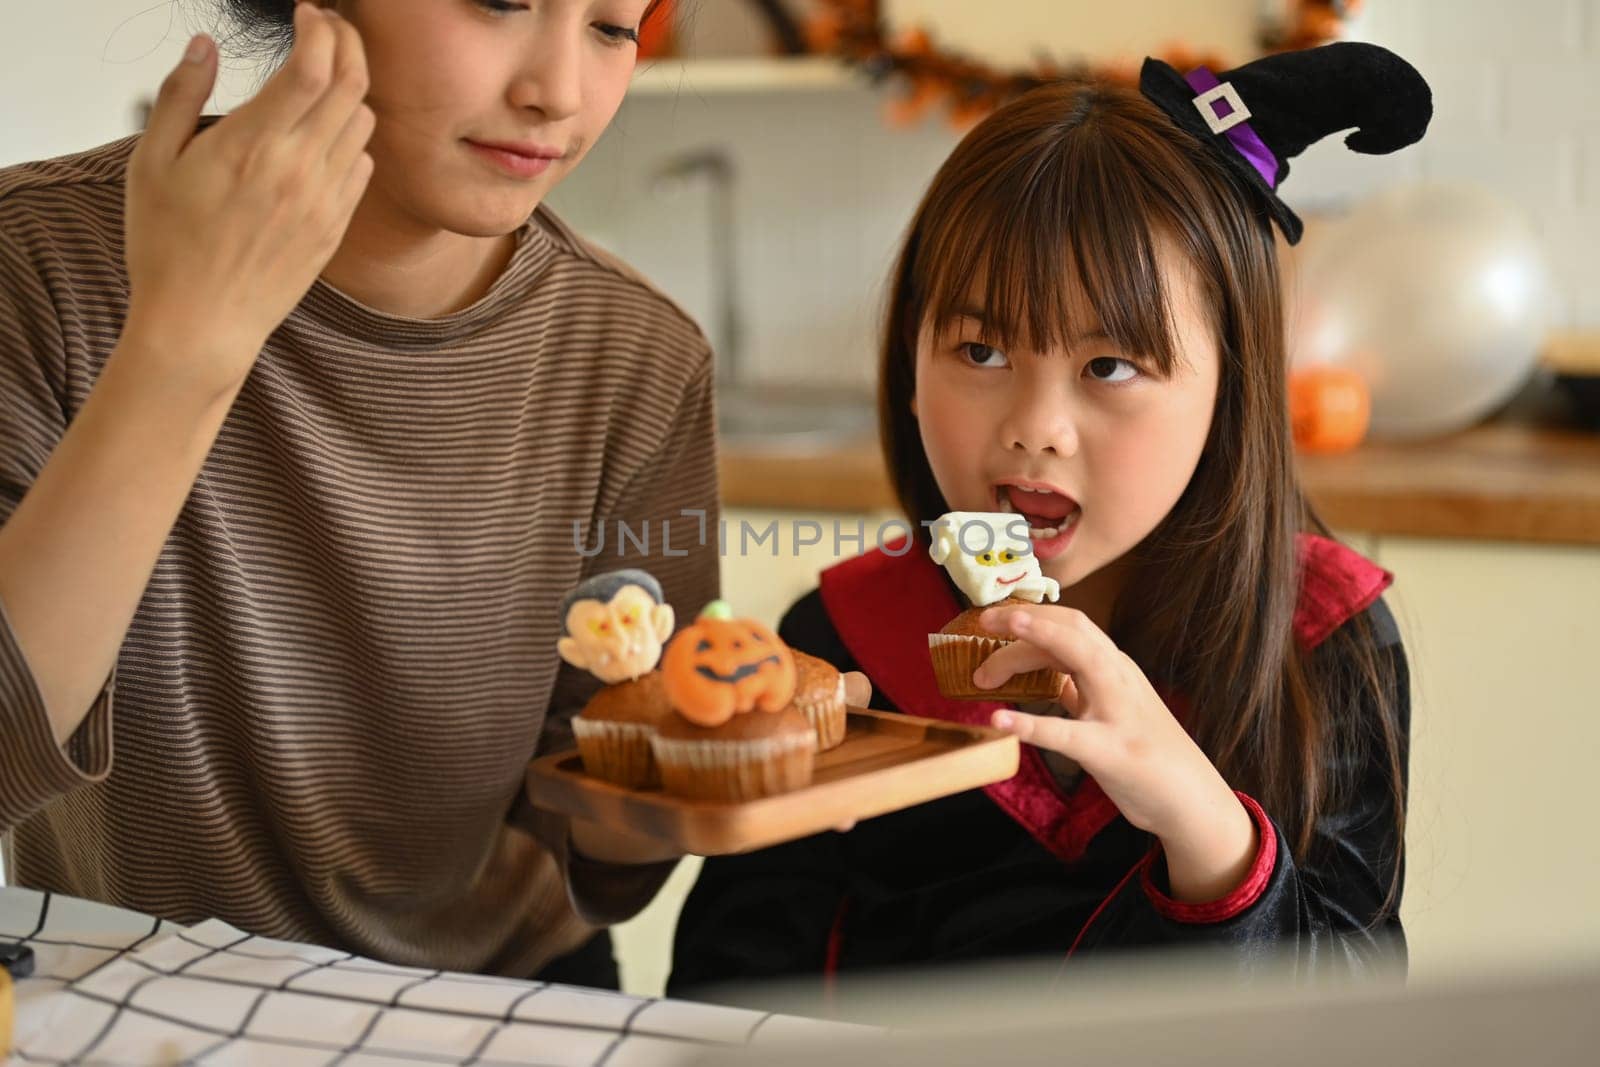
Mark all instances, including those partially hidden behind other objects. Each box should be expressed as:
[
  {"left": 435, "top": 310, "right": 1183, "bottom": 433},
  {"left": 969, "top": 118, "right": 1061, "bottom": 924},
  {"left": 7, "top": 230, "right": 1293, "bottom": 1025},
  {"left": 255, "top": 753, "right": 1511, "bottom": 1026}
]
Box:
[{"left": 915, "top": 137, "right": 1186, "bottom": 375}]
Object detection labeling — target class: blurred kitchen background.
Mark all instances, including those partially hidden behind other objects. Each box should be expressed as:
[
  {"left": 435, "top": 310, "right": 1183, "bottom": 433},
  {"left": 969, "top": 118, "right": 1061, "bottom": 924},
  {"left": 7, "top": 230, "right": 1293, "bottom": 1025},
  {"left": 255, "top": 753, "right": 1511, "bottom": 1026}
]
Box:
[{"left": 3, "top": 0, "right": 1599, "bottom": 1007}]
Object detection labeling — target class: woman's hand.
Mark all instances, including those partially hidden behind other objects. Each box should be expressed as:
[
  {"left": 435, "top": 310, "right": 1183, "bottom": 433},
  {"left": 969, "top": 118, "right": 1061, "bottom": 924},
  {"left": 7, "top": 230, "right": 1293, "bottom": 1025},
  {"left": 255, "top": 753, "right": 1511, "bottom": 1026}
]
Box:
[
  {"left": 120, "top": 3, "right": 376, "bottom": 402},
  {"left": 975, "top": 604, "right": 1258, "bottom": 903},
  {"left": 842, "top": 671, "right": 871, "bottom": 709},
  {"left": 570, "top": 817, "right": 684, "bottom": 867}
]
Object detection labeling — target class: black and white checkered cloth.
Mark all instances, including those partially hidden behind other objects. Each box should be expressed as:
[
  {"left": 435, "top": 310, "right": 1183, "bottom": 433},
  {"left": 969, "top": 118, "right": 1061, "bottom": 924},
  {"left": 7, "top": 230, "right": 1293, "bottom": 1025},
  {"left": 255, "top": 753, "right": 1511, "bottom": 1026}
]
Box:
[{"left": 1, "top": 888, "right": 852, "bottom": 1066}]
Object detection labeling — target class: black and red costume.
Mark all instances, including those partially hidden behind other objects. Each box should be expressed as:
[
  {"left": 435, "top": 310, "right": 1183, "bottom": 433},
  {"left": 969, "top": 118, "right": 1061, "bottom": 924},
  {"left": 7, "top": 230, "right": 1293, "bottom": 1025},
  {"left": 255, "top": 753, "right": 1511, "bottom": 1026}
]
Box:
[{"left": 669, "top": 534, "right": 1407, "bottom": 1004}]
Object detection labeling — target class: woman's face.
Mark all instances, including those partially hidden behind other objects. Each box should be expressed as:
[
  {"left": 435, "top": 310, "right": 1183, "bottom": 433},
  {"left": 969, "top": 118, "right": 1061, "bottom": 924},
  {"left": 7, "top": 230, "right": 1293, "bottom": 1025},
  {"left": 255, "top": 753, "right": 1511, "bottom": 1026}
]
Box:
[
  {"left": 333, "top": 0, "right": 648, "bottom": 236},
  {"left": 911, "top": 241, "right": 1221, "bottom": 595}
]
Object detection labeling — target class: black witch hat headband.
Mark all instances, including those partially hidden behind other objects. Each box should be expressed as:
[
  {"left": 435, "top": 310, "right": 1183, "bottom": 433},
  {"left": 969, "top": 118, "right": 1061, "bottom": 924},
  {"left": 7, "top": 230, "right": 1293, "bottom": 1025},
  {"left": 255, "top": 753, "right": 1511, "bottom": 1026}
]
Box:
[{"left": 1139, "top": 42, "right": 1433, "bottom": 245}]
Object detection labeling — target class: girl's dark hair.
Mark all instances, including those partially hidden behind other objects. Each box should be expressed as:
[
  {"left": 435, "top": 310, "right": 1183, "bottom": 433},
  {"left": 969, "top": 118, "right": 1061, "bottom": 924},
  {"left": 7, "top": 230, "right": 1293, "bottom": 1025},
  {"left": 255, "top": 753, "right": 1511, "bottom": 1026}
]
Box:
[
  {"left": 879, "top": 78, "right": 1406, "bottom": 911},
  {"left": 214, "top": 1, "right": 670, "bottom": 60}
]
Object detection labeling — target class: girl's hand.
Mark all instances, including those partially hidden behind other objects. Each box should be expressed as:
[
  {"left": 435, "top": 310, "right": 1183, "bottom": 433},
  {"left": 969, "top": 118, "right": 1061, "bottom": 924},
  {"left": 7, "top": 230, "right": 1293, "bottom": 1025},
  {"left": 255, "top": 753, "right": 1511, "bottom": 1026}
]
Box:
[
  {"left": 975, "top": 604, "right": 1258, "bottom": 903},
  {"left": 121, "top": 3, "right": 376, "bottom": 402}
]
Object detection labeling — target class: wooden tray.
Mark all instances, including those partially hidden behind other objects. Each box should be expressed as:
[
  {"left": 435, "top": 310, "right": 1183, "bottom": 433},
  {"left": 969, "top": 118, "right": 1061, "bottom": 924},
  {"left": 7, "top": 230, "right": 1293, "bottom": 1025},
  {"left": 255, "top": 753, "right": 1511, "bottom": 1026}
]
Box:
[{"left": 525, "top": 707, "right": 1019, "bottom": 855}]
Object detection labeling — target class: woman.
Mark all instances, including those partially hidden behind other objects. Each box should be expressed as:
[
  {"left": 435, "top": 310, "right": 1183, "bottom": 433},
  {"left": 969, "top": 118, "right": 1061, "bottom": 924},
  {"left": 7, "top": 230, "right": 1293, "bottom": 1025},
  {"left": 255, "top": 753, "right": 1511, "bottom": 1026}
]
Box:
[{"left": 0, "top": 0, "right": 713, "bottom": 985}]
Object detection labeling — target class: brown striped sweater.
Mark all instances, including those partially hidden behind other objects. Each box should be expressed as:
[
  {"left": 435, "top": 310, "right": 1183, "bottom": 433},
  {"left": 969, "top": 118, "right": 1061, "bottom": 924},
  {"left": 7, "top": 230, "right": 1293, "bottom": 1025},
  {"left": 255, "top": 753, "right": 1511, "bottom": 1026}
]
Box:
[{"left": 0, "top": 134, "right": 721, "bottom": 976}]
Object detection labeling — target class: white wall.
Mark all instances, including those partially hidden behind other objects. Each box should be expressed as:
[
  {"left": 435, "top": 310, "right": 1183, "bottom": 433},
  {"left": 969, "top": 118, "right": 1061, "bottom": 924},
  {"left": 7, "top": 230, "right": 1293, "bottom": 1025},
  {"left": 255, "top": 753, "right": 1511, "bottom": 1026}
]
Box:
[
  {"left": 886, "top": 0, "right": 1261, "bottom": 66},
  {"left": 1287, "top": 0, "right": 1600, "bottom": 327},
  {"left": 0, "top": 2, "right": 265, "bottom": 168}
]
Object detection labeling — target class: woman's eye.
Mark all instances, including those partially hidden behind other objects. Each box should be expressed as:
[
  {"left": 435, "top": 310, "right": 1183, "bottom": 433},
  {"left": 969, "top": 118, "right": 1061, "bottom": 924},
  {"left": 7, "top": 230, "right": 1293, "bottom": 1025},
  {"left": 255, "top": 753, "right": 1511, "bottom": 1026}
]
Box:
[
  {"left": 594, "top": 22, "right": 642, "bottom": 46},
  {"left": 1085, "top": 356, "right": 1139, "bottom": 383},
  {"left": 959, "top": 342, "right": 1009, "bottom": 368},
  {"left": 474, "top": 0, "right": 527, "bottom": 13}
]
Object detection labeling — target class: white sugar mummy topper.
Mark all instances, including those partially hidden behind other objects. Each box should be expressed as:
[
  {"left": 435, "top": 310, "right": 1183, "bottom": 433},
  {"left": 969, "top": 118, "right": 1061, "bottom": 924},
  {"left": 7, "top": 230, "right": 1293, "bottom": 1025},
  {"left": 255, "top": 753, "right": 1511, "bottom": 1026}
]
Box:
[{"left": 928, "top": 511, "right": 1062, "bottom": 606}]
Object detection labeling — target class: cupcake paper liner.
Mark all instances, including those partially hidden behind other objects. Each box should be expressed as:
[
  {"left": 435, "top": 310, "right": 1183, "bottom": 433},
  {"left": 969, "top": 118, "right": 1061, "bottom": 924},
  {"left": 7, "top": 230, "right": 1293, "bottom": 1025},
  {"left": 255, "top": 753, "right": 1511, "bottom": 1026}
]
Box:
[
  {"left": 928, "top": 633, "right": 1066, "bottom": 702},
  {"left": 572, "top": 718, "right": 660, "bottom": 789},
  {"left": 796, "top": 676, "right": 848, "bottom": 751},
  {"left": 650, "top": 729, "right": 816, "bottom": 803}
]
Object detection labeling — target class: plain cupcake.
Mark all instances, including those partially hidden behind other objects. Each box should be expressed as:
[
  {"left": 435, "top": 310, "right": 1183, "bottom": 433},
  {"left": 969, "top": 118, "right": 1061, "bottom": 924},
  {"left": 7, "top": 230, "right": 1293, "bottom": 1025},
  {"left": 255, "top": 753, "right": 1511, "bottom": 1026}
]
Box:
[{"left": 789, "top": 649, "right": 847, "bottom": 751}]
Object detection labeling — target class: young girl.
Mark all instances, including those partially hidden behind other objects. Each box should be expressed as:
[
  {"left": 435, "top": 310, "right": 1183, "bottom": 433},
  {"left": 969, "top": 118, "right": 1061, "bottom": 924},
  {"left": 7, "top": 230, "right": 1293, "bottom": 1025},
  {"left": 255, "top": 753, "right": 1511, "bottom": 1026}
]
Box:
[
  {"left": 0, "top": 0, "right": 710, "bottom": 986},
  {"left": 671, "top": 43, "right": 1431, "bottom": 1001}
]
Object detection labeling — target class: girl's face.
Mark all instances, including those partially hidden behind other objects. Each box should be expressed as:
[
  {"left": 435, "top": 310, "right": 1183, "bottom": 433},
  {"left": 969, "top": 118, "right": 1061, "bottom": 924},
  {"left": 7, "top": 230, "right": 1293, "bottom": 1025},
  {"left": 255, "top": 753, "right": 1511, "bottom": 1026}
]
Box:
[
  {"left": 335, "top": 0, "right": 648, "bottom": 236},
  {"left": 912, "top": 244, "right": 1221, "bottom": 595}
]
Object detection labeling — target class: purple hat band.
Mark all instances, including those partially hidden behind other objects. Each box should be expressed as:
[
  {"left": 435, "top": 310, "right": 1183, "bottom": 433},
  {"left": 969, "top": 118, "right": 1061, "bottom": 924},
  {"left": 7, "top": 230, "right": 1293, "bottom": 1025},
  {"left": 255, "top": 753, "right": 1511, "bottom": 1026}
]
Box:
[{"left": 1185, "top": 67, "right": 1280, "bottom": 190}]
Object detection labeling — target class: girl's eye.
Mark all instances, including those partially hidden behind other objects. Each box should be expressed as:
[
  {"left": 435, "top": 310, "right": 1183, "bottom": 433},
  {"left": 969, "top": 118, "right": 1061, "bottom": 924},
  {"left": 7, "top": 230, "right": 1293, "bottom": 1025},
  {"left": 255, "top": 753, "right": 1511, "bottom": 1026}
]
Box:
[
  {"left": 1085, "top": 356, "right": 1139, "bottom": 383},
  {"left": 473, "top": 1, "right": 639, "bottom": 45},
  {"left": 959, "top": 342, "right": 1009, "bottom": 368},
  {"left": 594, "top": 22, "right": 642, "bottom": 46}
]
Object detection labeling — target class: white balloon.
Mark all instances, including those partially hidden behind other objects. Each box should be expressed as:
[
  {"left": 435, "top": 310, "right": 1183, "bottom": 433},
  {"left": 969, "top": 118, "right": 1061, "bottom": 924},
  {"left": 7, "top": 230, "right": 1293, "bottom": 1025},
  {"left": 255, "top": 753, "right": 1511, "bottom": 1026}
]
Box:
[{"left": 1291, "top": 183, "right": 1553, "bottom": 440}]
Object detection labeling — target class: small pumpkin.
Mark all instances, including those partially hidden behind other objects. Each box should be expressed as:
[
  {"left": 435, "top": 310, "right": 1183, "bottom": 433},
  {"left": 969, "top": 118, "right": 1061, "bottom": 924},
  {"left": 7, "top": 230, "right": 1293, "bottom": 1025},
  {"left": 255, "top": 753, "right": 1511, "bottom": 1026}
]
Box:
[
  {"left": 1290, "top": 364, "right": 1371, "bottom": 455},
  {"left": 662, "top": 601, "right": 798, "bottom": 728}
]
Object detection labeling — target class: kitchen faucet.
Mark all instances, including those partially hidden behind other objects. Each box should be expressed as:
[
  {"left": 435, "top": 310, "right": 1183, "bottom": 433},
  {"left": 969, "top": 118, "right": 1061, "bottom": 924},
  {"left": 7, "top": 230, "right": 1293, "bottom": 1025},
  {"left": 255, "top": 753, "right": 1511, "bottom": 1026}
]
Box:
[{"left": 651, "top": 148, "right": 745, "bottom": 392}]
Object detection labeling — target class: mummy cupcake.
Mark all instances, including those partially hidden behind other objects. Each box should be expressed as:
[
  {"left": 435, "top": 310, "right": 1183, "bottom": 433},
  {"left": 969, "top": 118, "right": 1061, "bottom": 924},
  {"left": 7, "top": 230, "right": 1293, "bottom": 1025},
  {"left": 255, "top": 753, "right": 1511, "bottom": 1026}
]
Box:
[
  {"left": 557, "top": 570, "right": 676, "bottom": 788},
  {"left": 927, "top": 511, "right": 1067, "bottom": 702}
]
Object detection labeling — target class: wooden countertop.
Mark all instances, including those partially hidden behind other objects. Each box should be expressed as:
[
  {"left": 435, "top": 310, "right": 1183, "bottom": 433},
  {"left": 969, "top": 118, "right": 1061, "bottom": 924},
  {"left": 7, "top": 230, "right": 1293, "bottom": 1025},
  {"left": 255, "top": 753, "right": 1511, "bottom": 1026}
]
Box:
[{"left": 719, "top": 419, "right": 1600, "bottom": 546}]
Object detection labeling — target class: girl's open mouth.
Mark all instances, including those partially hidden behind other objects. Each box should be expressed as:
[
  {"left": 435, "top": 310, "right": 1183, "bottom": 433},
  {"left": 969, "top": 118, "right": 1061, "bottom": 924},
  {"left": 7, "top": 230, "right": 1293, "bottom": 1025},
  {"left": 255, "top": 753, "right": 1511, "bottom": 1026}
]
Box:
[{"left": 995, "top": 482, "right": 1081, "bottom": 542}]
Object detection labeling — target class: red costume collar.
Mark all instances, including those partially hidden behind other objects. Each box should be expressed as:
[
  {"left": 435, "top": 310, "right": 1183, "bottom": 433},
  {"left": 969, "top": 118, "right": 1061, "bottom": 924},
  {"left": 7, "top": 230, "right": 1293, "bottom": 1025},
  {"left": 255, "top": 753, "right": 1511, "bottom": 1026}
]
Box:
[{"left": 818, "top": 533, "right": 1392, "bottom": 863}]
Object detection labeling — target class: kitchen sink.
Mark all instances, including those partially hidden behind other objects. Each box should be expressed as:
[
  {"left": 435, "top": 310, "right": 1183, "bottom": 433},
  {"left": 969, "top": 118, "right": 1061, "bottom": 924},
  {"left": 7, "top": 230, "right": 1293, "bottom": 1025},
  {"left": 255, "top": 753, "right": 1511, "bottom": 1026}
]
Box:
[{"left": 716, "top": 385, "right": 879, "bottom": 450}]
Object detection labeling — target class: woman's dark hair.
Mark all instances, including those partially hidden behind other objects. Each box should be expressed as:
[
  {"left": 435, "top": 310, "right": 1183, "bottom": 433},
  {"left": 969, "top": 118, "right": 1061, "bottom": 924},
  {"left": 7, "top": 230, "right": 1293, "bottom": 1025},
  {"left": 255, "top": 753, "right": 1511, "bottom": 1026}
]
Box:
[
  {"left": 207, "top": 0, "right": 292, "bottom": 60},
  {"left": 213, "top": 1, "right": 670, "bottom": 60},
  {"left": 878, "top": 78, "right": 1406, "bottom": 913}
]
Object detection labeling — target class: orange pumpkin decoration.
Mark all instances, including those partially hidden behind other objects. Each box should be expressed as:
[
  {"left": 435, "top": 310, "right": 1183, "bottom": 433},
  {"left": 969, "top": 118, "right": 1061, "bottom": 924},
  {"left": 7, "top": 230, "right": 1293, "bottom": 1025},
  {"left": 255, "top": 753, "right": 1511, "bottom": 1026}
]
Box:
[
  {"left": 1289, "top": 365, "right": 1371, "bottom": 455},
  {"left": 662, "top": 602, "right": 798, "bottom": 728}
]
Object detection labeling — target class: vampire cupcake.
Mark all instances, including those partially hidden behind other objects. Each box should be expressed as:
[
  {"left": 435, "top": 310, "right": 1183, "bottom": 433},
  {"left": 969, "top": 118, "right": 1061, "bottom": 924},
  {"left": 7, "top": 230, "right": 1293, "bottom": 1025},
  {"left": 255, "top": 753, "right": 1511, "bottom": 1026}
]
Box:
[{"left": 557, "top": 569, "right": 676, "bottom": 788}]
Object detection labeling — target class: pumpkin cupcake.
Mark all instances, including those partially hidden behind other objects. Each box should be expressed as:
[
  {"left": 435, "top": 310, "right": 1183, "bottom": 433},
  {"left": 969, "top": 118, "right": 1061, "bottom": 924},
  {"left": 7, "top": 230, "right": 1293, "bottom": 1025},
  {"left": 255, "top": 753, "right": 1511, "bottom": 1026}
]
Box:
[
  {"left": 926, "top": 511, "right": 1068, "bottom": 702},
  {"left": 651, "top": 601, "right": 815, "bottom": 802},
  {"left": 557, "top": 569, "right": 676, "bottom": 788},
  {"left": 790, "top": 650, "right": 847, "bottom": 751}
]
